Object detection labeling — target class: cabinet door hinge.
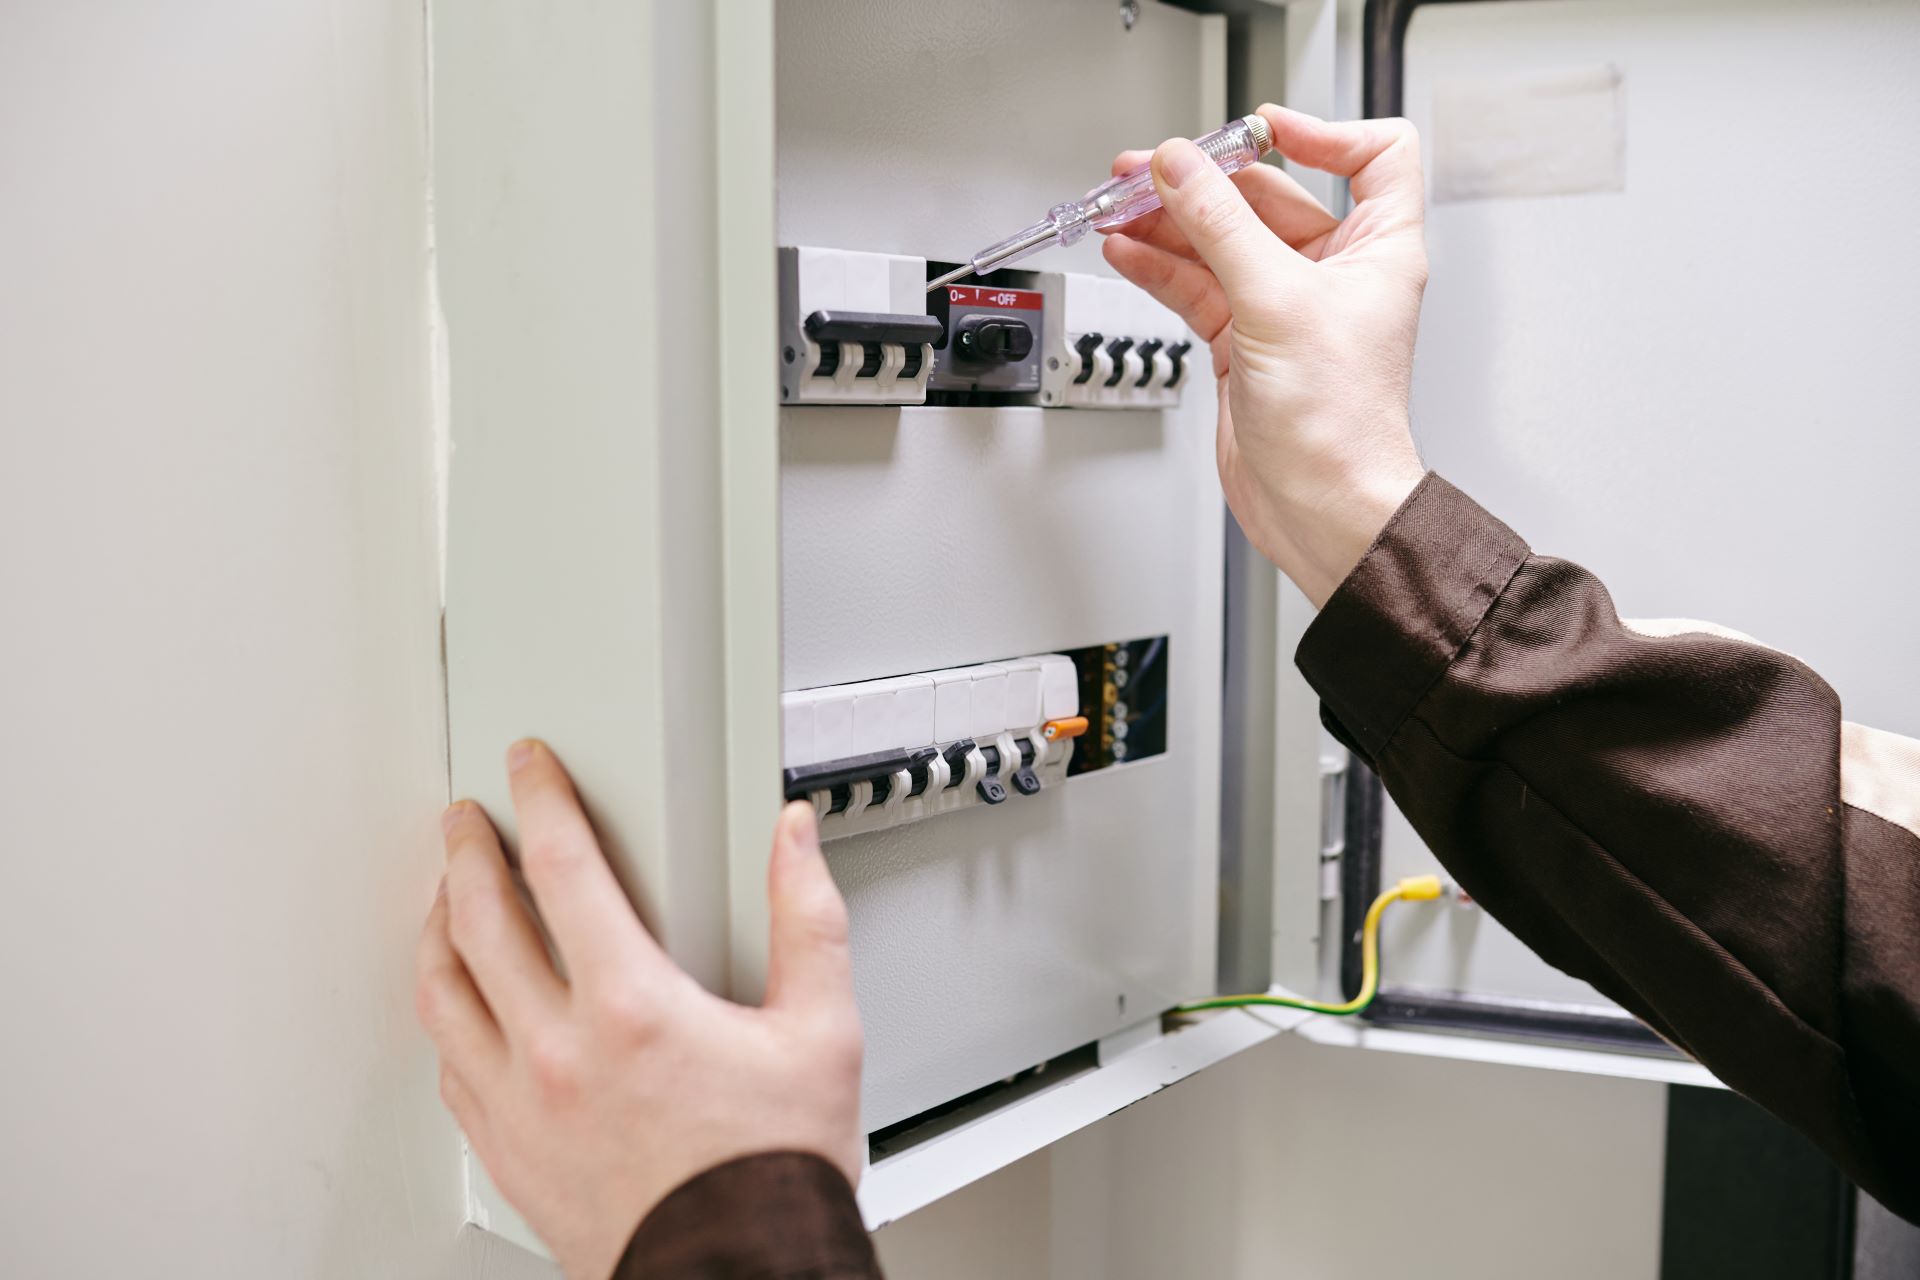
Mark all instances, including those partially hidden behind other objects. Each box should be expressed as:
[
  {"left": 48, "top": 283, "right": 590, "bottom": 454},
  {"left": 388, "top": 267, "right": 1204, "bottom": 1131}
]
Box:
[{"left": 1318, "top": 753, "right": 1347, "bottom": 901}]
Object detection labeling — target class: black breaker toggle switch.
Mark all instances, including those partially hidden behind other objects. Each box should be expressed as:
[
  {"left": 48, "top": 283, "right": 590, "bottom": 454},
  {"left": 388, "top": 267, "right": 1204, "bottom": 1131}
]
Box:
[
  {"left": 780, "top": 733, "right": 1056, "bottom": 815},
  {"left": 1164, "top": 339, "right": 1192, "bottom": 388},
  {"left": 1133, "top": 339, "right": 1163, "bottom": 387},
  {"left": 1102, "top": 337, "right": 1135, "bottom": 387},
  {"left": 1072, "top": 332, "right": 1104, "bottom": 384},
  {"left": 941, "top": 738, "right": 977, "bottom": 788}
]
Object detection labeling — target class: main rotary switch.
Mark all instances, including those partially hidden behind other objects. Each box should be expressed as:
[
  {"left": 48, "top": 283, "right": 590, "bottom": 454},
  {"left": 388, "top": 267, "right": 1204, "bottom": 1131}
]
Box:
[
  {"left": 954, "top": 315, "right": 1035, "bottom": 363},
  {"left": 926, "top": 282, "right": 1045, "bottom": 395}
]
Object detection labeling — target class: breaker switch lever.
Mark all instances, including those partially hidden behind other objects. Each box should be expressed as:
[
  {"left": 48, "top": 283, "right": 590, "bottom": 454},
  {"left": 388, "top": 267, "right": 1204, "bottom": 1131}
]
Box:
[
  {"left": 1072, "top": 332, "right": 1104, "bottom": 384},
  {"left": 804, "top": 310, "right": 944, "bottom": 347},
  {"left": 1133, "top": 339, "right": 1163, "bottom": 387},
  {"left": 1043, "top": 716, "right": 1089, "bottom": 741},
  {"left": 1164, "top": 339, "right": 1192, "bottom": 388},
  {"left": 903, "top": 745, "right": 938, "bottom": 797},
  {"left": 942, "top": 739, "right": 977, "bottom": 789},
  {"left": 1102, "top": 337, "right": 1135, "bottom": 387}
]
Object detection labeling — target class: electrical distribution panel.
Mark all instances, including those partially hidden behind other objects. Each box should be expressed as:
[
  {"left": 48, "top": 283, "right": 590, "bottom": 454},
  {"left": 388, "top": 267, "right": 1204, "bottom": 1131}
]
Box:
[
  {"left": 776, "top": 239, "right": 1219, "bottom": 1132},
  {"left": 774, "top": 1, "right": 1228, "bottom": 1144}
]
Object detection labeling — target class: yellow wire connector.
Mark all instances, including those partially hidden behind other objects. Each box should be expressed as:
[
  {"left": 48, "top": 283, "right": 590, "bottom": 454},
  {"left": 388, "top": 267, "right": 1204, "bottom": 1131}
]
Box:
[{"left": 1175, "top": 876, "right": 1446, "bottom": 1018}]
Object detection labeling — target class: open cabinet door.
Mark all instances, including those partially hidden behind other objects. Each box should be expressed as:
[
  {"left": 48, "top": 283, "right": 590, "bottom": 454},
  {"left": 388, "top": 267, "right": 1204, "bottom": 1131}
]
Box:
[
  {"left": 441, "top": 0, "right": 1289, "bottom": 1247},
  {"left": 1288, "top": 0, "right": 1920, "bottom": 1063}
]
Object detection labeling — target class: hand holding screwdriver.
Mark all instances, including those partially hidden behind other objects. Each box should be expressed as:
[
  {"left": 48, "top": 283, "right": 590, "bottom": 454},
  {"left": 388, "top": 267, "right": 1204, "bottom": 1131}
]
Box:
[
  {"left": 926, "top": 115, "right": 1273, "bottom": 292},
  {"left": 1101, "top": 104, "right": 1431, "bottom": 609}
]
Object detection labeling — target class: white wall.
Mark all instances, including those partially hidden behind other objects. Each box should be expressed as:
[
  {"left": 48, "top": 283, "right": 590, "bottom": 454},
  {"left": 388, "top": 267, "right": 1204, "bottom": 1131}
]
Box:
[
  {"left": 0, "top": 4, "right": 464, "bottom": 1275},
  {"left": 877, "top": 1034, "right": 1669, "bottom": 1280}
]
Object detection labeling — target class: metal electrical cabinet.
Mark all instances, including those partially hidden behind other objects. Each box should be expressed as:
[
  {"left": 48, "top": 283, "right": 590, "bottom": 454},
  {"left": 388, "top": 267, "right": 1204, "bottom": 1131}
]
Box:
[{"left": 434, "top": 0, "right": 1920, "bottom": 1254}]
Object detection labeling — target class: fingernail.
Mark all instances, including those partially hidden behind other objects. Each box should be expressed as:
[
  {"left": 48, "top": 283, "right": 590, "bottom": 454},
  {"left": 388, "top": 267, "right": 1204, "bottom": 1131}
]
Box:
[
  {"left": 441, "top": 802, "right": 467, "bottom": 836},
  {"left": 1156, "top": 138, "right": 1205, "bottom": 189},
  {"left": 507, "top": 739, "right": 538, "bottom": 772}
]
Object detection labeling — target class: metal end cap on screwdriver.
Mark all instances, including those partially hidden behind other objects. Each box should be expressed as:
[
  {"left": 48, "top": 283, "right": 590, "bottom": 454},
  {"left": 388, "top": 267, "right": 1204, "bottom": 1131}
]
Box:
[{"left": 1243, "top": 112, "right": 1272, "bottom": 156}]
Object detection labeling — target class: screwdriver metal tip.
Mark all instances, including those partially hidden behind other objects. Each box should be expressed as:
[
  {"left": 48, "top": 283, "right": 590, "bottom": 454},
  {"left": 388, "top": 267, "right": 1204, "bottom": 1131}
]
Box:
[{"left": 925, "top": 264, "right": 973, "bottom": 293}]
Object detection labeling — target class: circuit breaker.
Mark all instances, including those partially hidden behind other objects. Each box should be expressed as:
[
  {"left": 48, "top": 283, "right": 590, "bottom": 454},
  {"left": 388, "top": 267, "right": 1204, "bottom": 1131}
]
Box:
[
  {"left": 779, "top": 246, "right": 1192, "bottom": 413},
  {"left": 778, "top": 247, "right": 941, "bottom": 405},
  {"left": 1039, "top": 272, "right": 1192, "bottom": 409},
  {"left": 781, "top": 653, "right": 1082, "bottom": 840}
]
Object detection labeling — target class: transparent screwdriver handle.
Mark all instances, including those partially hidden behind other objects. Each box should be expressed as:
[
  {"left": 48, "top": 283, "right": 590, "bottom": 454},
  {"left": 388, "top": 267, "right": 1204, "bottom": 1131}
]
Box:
[
  {"left": 1079, "top": 113, "right": 1272, "bottom": 234},
  {"left": 958, "top": 115, "right": 1273, "bottom": 280}
]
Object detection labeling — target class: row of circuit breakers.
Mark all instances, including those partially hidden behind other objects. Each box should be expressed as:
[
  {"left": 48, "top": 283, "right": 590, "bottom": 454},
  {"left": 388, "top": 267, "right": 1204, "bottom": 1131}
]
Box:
[
  {"left": 778, "top": 246, "right": 1195, "bottom": 409},
  {"left": 782, "top": 641, "right": 1169, "bottom": 842}
]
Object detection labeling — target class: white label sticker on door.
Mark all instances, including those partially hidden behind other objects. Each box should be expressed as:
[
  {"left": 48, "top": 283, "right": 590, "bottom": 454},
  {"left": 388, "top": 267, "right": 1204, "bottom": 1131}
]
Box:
[{"left": 1433, "top": 65, "right": 1626, "bottom": 204}]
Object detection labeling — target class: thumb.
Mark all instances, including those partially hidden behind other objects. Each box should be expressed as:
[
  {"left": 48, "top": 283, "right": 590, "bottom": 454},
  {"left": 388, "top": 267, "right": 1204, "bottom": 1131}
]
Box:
[
  {"left": 763, "top": 800, "right": 854, "bottom": 1016},
  {"left": 1149, "top": 137, "right": 1292, "bottom": 303}
]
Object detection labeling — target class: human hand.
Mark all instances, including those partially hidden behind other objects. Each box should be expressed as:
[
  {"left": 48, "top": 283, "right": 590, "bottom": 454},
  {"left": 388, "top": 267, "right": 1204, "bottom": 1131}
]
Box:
[
  {"left": 1103, "top": 106, "right": 1430, "bottom": 607},
  {"left": 415, "top": 741, "right": 864, "bottom": 1280}
]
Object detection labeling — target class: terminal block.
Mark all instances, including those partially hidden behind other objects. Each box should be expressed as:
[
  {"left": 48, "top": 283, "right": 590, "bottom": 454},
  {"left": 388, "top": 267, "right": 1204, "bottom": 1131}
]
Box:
[
  {"left": 781, "top": 654, "right": 1085, "bottom": 841},
  {"left": 1037, "top": 273, "right": 1191, "bottom": 410},
  {"left": 1066, "top": 636, "right": 1168, "bottom": 773},
  {"left": 779, "top": 246, "right": 942, "bottom": 405}
]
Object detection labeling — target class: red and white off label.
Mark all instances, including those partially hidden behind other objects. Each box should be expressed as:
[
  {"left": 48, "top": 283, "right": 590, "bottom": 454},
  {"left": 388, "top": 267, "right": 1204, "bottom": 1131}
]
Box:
[{"left": 945, "top": 285, "right": 1042, "bottom": 311}]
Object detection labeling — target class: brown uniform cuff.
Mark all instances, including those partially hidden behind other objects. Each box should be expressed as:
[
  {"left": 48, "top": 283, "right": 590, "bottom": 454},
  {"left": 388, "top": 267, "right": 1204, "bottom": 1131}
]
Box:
[
  {"left": 617, "top": 1151, "right": 879, "bottom": 1279},
  {"left": 1295, "top": 473, "right": 1530, "bottom": 760}
]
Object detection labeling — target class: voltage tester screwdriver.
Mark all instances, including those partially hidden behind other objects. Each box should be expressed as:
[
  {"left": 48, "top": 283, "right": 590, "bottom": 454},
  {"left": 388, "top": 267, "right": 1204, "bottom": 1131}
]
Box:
[{"left": 925, "top": 114, "right": 1273, "bottom": 294}]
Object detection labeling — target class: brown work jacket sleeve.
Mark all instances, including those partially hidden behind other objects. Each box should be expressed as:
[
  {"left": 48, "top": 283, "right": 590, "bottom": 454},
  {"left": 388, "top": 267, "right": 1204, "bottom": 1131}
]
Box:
[
  {"left": 617, "top": 1151, "right": 880, "bottom": 1278},
  {"left": 1296, "top": 473, "right": 1920, "bottom": 1222}
]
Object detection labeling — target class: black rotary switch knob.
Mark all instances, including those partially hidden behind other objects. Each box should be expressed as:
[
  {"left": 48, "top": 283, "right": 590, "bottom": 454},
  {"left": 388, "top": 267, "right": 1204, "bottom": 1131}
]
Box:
[{"left": 954, "top": 316, "right": 1035, "bottom": 362}]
